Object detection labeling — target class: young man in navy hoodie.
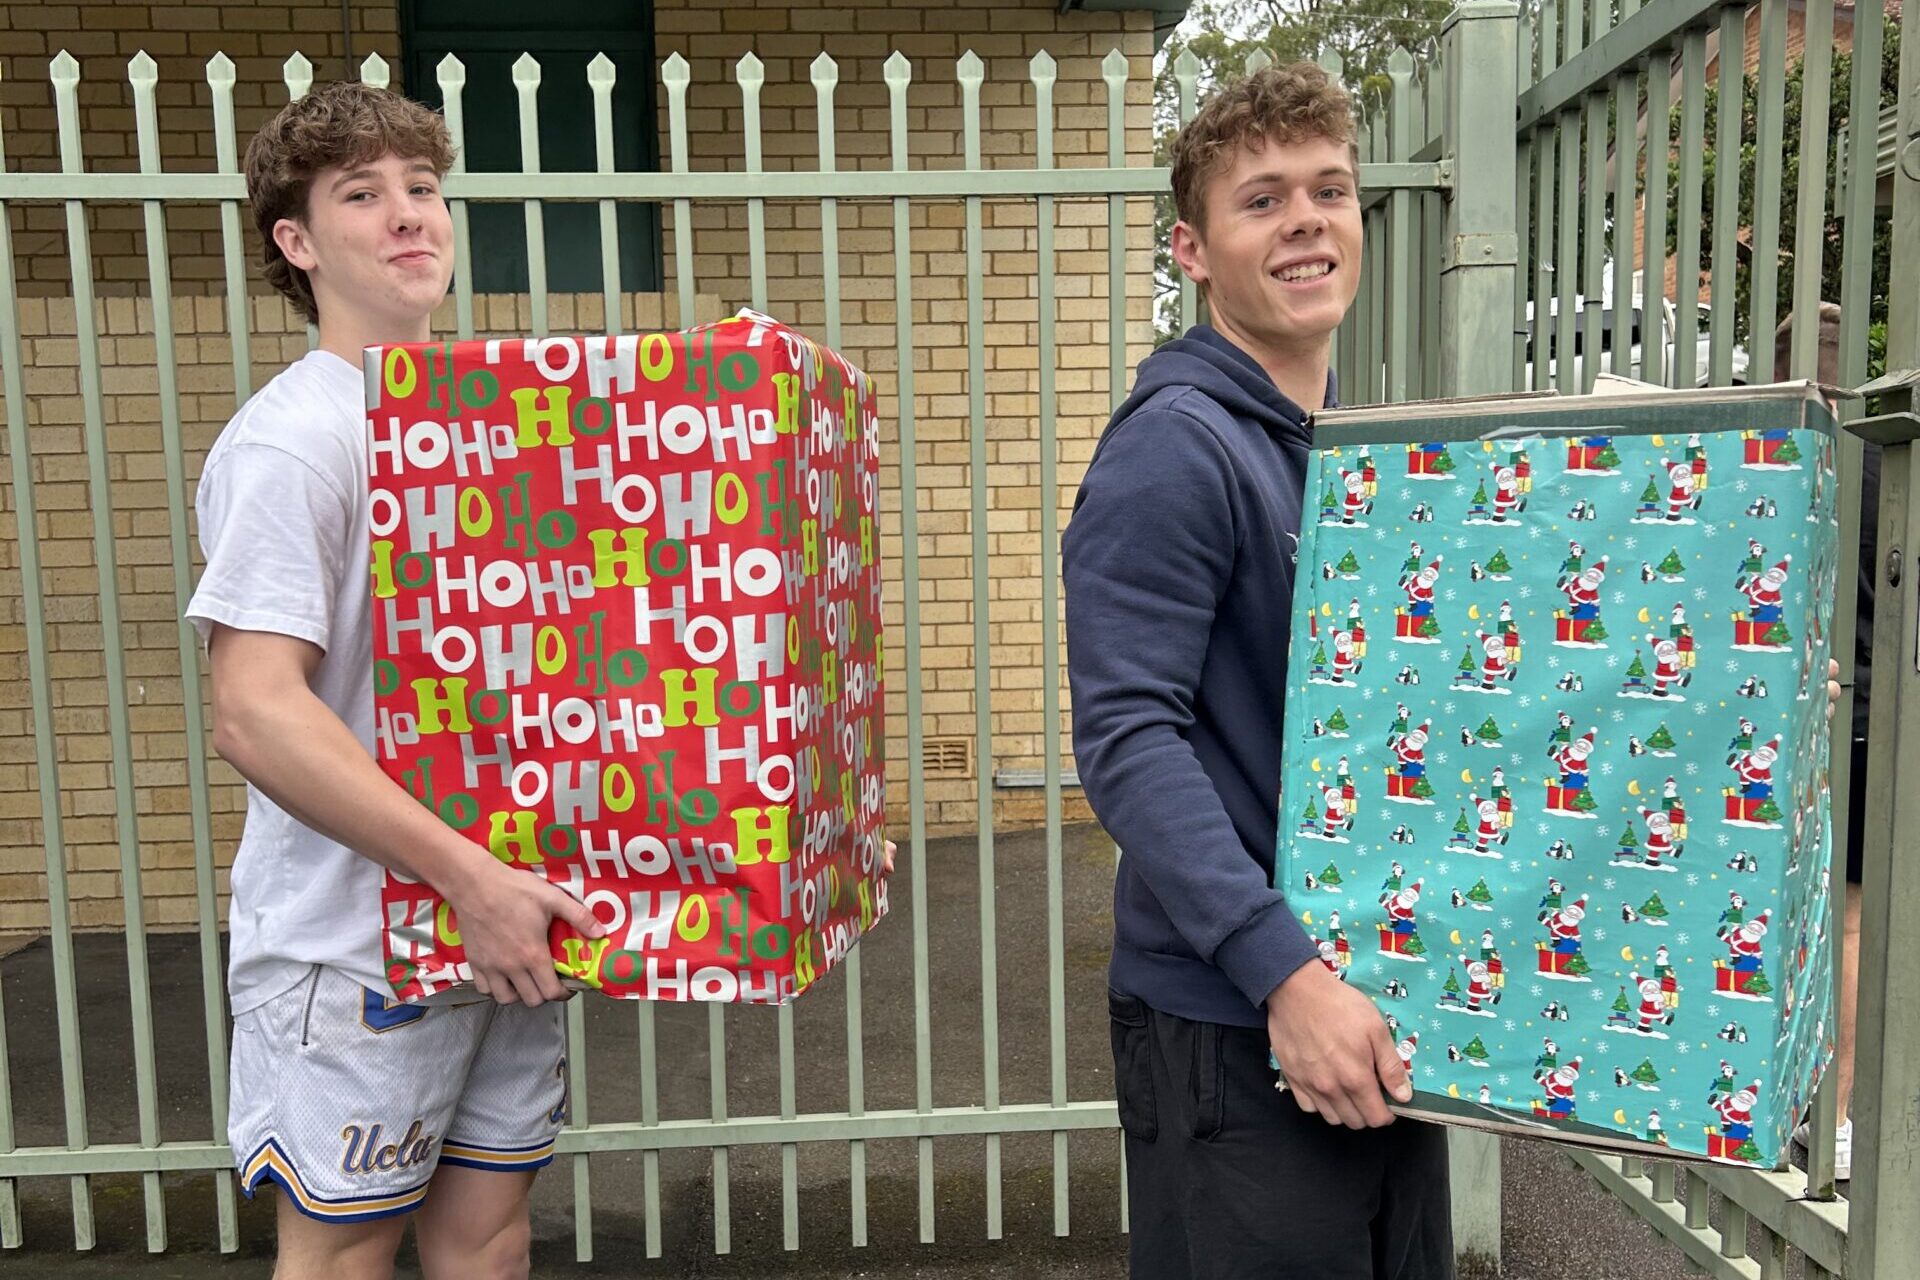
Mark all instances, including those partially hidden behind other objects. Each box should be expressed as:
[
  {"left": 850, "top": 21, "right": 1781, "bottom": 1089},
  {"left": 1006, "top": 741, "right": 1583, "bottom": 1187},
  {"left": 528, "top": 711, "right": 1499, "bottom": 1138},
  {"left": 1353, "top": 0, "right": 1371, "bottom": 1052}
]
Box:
[{"left": 1064, "top": 64, "right": 1452, "bottom": 1278}]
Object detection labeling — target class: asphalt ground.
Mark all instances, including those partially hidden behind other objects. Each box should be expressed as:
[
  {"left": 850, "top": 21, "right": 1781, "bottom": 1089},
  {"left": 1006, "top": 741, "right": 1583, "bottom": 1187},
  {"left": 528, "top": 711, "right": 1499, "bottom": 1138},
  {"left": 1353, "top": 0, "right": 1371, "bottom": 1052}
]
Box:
[{"left": 2, "top": 822, "right": 1804, "bottom": 1278}]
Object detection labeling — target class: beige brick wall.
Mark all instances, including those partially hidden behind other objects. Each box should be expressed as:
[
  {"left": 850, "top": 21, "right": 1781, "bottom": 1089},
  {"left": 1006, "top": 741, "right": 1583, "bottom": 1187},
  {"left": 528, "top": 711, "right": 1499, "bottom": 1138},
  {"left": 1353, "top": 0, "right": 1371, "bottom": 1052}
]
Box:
[{"left": 0, "top": 0, "right": 1157, "bottom": 931}]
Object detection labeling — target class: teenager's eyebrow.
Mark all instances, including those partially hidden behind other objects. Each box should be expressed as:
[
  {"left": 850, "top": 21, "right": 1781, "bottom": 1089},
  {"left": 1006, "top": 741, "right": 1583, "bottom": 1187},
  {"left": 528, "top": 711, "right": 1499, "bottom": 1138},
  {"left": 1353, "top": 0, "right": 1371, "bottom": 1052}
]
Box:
[
  {"left": 328, "top": 164, "right": 439, "bottom": 194},
  {"left": 329, "top": 167, "right": 380, "bottom": 194},
  {"left": 1231, "top": 166, "right": 1356, "bottom": 195}
]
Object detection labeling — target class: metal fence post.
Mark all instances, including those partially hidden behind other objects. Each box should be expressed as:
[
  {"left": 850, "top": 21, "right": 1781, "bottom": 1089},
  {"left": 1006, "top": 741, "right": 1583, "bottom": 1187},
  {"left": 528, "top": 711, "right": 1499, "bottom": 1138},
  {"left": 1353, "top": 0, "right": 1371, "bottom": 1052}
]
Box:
[
  {"left": 1848, "top": 4, "right": 1920, "bottom": 1274},
  {"left": 1437, "top": 4, "right": 1520, "bottom": 1271}
]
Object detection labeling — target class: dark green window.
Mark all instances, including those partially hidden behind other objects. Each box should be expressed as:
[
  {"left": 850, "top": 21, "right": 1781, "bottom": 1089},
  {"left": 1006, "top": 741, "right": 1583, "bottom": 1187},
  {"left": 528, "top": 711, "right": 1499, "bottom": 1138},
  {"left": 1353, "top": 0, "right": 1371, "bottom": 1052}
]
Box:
[{"left": 402, "top": 0, "right": 664, "bottom": 295}]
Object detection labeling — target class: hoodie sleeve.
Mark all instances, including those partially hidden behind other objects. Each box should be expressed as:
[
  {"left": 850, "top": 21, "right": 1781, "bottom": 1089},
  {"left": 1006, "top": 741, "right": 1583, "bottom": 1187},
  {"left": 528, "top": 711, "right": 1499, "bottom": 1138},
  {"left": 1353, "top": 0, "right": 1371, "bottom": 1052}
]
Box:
[{"left": 1064, "top": 409, "right": 1319, "bottom": 1012}]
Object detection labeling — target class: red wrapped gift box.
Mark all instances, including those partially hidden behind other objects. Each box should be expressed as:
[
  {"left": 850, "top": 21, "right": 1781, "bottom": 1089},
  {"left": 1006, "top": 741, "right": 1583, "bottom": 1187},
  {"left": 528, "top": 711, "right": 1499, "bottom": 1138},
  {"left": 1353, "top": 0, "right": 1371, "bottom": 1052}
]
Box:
[{"left": 365, "top": 311, "right": 886, "bottom": 1004}]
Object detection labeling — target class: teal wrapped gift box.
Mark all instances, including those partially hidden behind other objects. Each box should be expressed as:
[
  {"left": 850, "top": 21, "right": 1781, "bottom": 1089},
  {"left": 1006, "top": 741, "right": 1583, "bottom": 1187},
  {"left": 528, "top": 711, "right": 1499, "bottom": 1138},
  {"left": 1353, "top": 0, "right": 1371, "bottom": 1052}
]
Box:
[{"left": 1276, "top": 384, "right": 1841, "bottom": 1168}]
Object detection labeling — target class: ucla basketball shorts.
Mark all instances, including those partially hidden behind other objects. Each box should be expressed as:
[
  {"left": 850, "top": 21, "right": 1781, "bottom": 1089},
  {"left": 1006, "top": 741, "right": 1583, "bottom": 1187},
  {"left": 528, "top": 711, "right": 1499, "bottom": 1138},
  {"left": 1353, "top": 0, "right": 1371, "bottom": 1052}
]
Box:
[{"left": 228, "top": 964, "right": 568, "bottom": 1222}]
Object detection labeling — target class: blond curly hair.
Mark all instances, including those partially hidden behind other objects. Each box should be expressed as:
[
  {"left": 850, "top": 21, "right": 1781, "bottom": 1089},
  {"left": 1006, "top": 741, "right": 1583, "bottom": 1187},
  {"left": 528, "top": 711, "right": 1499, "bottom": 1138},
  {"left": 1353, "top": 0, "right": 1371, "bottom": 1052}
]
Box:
[{"left": 1170, "top": 62, "right": 1357, "bottom": 235}]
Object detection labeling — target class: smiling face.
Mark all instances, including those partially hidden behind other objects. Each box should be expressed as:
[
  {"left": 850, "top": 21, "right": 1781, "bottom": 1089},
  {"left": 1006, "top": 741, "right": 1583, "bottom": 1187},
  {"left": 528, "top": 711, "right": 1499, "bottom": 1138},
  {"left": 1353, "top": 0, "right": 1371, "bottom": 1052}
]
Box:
[
  {"left": 272, "top": 152, "right": 453, "bottom": 344},
  {"left": 1171, "top": 132, "right": 1362, "bottom": 366}
]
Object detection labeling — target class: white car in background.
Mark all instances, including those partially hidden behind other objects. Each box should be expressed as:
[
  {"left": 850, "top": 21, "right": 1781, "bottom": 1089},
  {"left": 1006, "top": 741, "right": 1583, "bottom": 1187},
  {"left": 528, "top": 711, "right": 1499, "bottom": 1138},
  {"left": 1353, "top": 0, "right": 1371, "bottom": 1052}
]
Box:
[{"left": 1524, "top": 295, "right": 1750, "bottom": 390}]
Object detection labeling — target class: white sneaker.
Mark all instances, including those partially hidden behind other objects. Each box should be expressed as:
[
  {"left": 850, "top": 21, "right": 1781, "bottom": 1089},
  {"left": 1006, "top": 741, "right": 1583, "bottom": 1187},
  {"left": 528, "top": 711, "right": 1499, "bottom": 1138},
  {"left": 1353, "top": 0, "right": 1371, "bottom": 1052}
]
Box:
[{"left": 1793, "top": 1119, "right": 1853, "bottom": 1181}]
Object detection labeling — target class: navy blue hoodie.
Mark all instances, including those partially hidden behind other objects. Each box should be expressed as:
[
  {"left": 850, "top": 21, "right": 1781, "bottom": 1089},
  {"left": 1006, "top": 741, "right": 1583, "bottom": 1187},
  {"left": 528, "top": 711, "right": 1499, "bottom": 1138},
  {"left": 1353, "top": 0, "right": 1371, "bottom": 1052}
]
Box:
[{"left": 1064, "top": 325, "right": 1324, "bottom": 1029}]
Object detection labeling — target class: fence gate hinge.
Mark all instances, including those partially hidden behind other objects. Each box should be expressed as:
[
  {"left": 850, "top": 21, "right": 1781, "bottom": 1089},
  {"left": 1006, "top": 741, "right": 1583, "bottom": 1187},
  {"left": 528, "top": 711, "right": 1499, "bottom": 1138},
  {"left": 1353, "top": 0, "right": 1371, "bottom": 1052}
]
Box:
[{"left": 1443, "top": 232, "right": 1519, "bottom": 271}]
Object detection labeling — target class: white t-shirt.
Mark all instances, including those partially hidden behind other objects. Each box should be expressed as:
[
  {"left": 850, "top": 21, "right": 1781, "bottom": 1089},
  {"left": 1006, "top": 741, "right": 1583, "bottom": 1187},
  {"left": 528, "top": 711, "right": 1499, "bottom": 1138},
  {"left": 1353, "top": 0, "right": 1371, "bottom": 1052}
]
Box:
[{"left": 187, "top": 349, "right": 384, "bottom": 1015}]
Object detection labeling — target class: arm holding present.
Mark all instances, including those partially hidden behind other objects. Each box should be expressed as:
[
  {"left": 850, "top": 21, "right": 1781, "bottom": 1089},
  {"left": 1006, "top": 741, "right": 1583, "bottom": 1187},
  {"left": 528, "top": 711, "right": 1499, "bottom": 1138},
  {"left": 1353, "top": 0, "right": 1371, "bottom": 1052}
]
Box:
[{"left": 1064, "top": 415, "right": 1410, "bottom": 1130}]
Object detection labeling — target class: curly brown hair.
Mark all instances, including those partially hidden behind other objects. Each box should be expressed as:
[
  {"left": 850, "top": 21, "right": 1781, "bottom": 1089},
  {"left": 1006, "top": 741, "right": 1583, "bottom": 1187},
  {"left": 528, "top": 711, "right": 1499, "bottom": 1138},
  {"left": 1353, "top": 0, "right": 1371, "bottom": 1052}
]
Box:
[
  {"left": 1170, "top": 63, "right": 1356, "bottom": 236},
  {"left": 244, "top": 81, "right": 456, "bottom": 324}
]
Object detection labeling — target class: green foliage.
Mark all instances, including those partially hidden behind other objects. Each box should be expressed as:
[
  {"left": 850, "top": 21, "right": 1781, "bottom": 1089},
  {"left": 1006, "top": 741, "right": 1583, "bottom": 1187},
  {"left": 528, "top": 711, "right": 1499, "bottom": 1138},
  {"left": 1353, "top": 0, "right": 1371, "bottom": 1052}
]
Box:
[
  {"left": 1640, "top": 893, "right": 1669, "bottom": 919},
  {"left": 1661, "top": 25, "right": 1901, "bottom": 372}
]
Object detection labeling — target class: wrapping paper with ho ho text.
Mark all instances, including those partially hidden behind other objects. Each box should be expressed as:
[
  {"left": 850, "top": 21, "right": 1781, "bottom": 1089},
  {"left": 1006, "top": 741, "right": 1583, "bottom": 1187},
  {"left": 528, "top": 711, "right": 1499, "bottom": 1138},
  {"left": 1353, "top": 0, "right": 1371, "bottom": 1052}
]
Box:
[{"left": 365, "top": 311, "right": 887, "bottom": 1005}]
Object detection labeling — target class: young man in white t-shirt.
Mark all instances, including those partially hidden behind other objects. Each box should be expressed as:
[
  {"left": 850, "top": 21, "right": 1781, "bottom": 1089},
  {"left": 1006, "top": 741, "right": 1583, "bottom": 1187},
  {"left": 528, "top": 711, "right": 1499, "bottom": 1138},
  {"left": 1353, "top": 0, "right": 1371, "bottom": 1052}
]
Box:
[{"left": 187, "top": 83, "right": 606, "bottom": 1278}]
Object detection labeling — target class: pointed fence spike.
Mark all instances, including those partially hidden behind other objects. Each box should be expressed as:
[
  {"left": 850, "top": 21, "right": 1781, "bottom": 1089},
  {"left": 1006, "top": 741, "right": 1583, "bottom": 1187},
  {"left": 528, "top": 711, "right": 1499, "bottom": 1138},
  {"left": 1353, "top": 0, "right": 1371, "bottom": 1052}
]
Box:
[
  {"left": 957, "top": 50, "right": 985, "bottom": 86},
  {"left": 587, "top": 52, "right": 616, "bottom": 88},
  {"left": 662, "top": 51, "right": 690, "bottom": 87},
  {"left": 883, "top": 50, "right": 912, "bottom": 89},
  {"left": 511, "top": 52, "right": 542, "bottom": 87},
  {"left": 205, "top": 51, "right": 235, "bottom": 87},
  {"left": 1029, "top": 50, "right": 1057, "bottom": 87},
  {"left": 436, "top": 52, "right": 466, "bottom": 90},
  {"left": 811, "top": 51, "right": 839, "bottom": 88},
  {"left": 282, "top": 52, "right": 313, "bottom": 100},
  {"left": 735, "top": 51, "right": 765, "bottom": 90},
  {"left": 1244, "top": 47, "right": 1274, "bottom": 75},
  {"left": 127, "top": 51, "right": 158, "bottom": 87},
  {"left": 360, "top": 51, "right": 389, "bottom": 89},
  {"left": 50, "top": 50, "right": 79, "bottom": 84},
  {"left": 1101, "top": 47, "right": 1130, "bottom": 81}
]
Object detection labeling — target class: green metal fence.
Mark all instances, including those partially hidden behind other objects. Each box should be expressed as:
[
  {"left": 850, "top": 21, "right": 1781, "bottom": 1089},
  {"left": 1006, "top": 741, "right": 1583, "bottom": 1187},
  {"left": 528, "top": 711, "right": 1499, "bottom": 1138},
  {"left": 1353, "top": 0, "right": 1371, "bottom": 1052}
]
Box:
[
  {"left": 0, "top": 0, "right": 1913, "bottom": 1272},
  {"left": 0, "top": 30, "right": 1461, "bottom": 1262}
]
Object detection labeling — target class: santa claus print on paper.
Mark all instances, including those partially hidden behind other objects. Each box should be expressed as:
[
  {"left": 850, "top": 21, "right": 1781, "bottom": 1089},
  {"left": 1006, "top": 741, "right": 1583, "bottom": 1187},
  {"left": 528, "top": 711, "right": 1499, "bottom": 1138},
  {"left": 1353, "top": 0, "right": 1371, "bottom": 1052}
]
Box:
[{"left": 1276, "top": 388, "right": 1839, "bottom": 1164}]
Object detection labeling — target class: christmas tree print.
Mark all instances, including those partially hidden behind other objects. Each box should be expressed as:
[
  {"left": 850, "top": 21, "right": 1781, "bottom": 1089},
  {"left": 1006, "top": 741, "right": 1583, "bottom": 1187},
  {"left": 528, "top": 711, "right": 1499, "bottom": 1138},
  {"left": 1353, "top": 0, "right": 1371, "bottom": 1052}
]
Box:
[
  {"left": 1442, "top": 969, "right": 1463, "bottom": 998},
  {"left": 1321, "top": 486, "right": 1339, "bottom": 517},
  {"left": 1763, "top": 620, "right": 1793, "bottom": 646},
  {"left": 1639, "top": 477, "right": 1662, "bottom": 507},
  {"left": 1462, "top": 1036, "right": 1491, "bottom": 1063},
  {"left": 1647, "top": 723, "right": 1677, "bottom": 754},
  {"left": 1336, "top": 549, "right": 1361, "bottom": 576},
  {"left": 1475, "top": 717, "right": 1503, "bottom": 746},
  {"left": 1403, "top": 933, "right": 1428, "bottom": 956},
  {"left": 1406, "top": 775, "right": 1436, "bottom": 800},
  {"left": 1453, "top": 809, "right": 1473, "bottom": 837},
  {"left": 1583, "top": 617, "right": 1610, "bottom": 643},
  {"left": 1631, "top": 1059, "right": 1661, "bottom": 1089},
  {"left": 1431, "top": 446, "right": 1456, "bottom": 474},
  {"left": 1657, "top": 548, "right": 1686, "bottom": 578},
  {"left": 1466, "top": 879, "right": 1495, "bottom": 908},
  {"left": 1302, "top": 797, "right": 1319, "bottom": 824},
  {"left": 1611, "top": 987, "right": 1633, "bottom": 1016},
  {"left": 1616, "top": 823, "right": 1640, "bottom": 856},
  {"left": 1732, "top": 1137, "right": 1766, "bottom": 1163},
  {"left": 1772, "top": 436, "right": 1801, "bottom": 465},
  {"left": 1469, "top": 480, "right": 1491, "bottom": 512},
  {"left": 1639, "top": 893, "right": 1671, "bottom": 922},
  {"left": 1625, "top": 652, "right": 1647, "bottom": 680},
  {"left": 1486, "top": 548, "right": 1512, "bottom": 576},
  {"left": 1319, "top": 862, "right": 1343, "bottom": 887},
  {"left": 1418, "top": 613, "right": 1442, "bottom": 639},
  {"left": 1562, "top": 952, "right": 1592, "bottom": 976},
  {"left": 1741, "top": 970, "right": 1773, "bottom": 996},
  {"left": 1570, "top": 787, "right": 1598, "bottom": 814},
  {"left": 1456, "top": 647, "right": 1478, "bottom": 678},
  {"left": 1595, "top": 442, "right": 1621, "bottom": 469},
  {"left": 1327, "top": 708, "right": 1351, "bottom": 735},
  {"left": 1752, "top": 796, "right": 1783, "bottom": 825}
]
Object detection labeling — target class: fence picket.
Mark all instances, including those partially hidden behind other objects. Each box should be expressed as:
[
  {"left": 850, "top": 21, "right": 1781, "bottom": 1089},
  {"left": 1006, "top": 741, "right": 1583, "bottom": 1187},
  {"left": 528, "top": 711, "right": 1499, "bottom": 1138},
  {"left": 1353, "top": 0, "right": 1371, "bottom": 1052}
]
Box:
[
  {"left": 512, "top": 54, "right": 548, "bottom": 335},
  {"left": 1387, "top": 49, "right": 1414, "bottom": 404},
  {"left": 1709, "top": 7, "right": 1743, "bottom": 386},
  {"left": 1787, "top": 0, "right": 1835, "bottom": 378},
  {"left": 208, "top": 54, "right": 252, "bottom": 401},
  {"left": 1748, "top": 0, "right": 1789, "bottom": 381},
  {"left": 52, "top": 49, "right": 166, "bottom": 1253},
  {"left": 1641, "top": 44, "right": 1671, "bottom": 387},
  {"left": 1671, "top": 29, "right": 1708, "bottom": 389},
  {"left": 438, "top": 54, "right": 476, "bottom": 339},
  {"left": 131, "top": 47, "right": 238, "bottom": 1255}
]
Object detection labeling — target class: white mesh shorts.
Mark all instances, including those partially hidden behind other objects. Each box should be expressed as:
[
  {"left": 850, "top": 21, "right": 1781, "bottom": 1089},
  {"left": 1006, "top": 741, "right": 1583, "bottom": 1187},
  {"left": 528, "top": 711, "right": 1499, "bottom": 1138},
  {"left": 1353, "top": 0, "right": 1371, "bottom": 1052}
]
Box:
[{"left": 229, "top": 964, "right": 568, "bottom": 1222}]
